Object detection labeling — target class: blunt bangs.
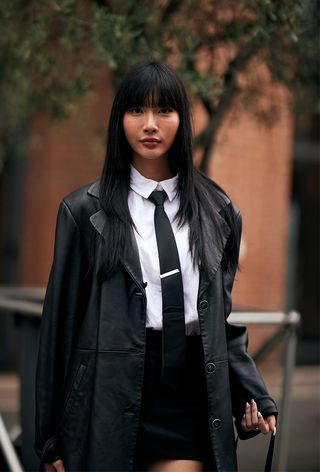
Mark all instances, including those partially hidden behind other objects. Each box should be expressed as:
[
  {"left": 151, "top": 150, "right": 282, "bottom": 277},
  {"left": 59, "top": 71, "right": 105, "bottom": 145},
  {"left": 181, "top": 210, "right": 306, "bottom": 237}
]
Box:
[{"left": 119, "top": 61, "right": 185, "bottom": 112}]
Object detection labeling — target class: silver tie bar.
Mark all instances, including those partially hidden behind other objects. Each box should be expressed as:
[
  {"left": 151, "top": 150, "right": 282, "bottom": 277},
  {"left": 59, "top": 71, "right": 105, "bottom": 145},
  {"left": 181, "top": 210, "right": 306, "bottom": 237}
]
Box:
[{"left": 160, "top": 269, "right": 180, "bottom": 279}]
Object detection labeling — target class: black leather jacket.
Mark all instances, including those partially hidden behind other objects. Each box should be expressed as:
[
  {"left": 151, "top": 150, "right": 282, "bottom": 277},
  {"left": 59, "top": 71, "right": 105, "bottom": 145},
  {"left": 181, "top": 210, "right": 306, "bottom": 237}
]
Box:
[{"left": 34, "top": 180, "right": 277, "bottom": 471}]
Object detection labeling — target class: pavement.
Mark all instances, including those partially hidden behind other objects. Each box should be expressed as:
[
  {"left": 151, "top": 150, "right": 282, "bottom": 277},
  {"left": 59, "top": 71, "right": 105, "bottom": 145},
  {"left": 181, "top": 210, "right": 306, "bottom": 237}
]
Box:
[{"left": 0, "top": 365, "right": 319, "bottom": 472}]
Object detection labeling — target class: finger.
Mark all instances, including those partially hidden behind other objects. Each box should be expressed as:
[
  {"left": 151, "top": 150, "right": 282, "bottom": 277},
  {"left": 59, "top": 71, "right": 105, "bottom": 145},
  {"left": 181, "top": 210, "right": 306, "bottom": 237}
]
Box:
[
  {"left": 45, "top": 465, "right": 55, "bottom": 472},
  {"left": 245, "top": 401, "right": 252, "bottom": 429},
  {"left": 266, "top": 415, "right": 277, "bottom": 435},
  {"left": 241, "top": 401, "right": 251, "bottom": 432},
  {"left": 250, "top": 399, "right": 259, "bottom": 429},
  {"left": 257, "top": 411, "right": 269, "bottom": 434},
  {"left": 52, "top": 460, "right": 65, "bottom": 472},
  {"left": 241, "top": 413, "right": 249, "bottom": 432}
]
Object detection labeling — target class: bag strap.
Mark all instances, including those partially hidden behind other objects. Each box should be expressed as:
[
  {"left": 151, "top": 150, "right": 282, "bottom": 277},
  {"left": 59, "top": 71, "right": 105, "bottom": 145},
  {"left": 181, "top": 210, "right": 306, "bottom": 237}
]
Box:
[
  {"left": 235, "top": 432, "right": 276, "bottom": 472},
  {"left": 264, "top": 432, "right": 276, "bottom": 472}
]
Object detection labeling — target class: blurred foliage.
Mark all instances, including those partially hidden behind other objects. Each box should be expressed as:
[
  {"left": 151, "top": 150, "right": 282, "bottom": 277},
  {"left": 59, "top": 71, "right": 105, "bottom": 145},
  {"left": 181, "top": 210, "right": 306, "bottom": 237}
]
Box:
[{"left": 0, "top": 0, "right": 318, "bottom": 171}]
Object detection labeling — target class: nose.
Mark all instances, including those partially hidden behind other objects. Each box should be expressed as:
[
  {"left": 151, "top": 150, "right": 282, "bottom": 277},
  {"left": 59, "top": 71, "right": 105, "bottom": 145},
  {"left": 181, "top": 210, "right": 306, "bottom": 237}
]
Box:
[{"left": 142, "top": 110, "right": 158, "bottom": 133}]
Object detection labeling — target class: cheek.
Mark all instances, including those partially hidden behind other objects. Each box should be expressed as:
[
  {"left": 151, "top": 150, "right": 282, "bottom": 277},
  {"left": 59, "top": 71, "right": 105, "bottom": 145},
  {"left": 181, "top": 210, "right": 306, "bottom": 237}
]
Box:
[
  {"left": 123, "top": 116, "right": 135, "bottom": 142},
  {"left": 122, "top": 116, "right": 129, "bottom": 139},
  {"left": 168, "top": 116, "right": 180, "bottom": 141}
]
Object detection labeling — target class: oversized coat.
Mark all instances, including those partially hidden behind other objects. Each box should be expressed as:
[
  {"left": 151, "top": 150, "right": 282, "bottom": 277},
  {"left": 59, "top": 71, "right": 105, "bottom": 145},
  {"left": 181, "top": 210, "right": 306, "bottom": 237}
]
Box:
[{"left": 34, "top": 180, "right": 278, "bottom": 472}]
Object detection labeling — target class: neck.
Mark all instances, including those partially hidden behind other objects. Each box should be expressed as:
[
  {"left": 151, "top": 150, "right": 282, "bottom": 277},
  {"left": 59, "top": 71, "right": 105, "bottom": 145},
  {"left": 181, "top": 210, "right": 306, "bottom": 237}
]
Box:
[{"left": 132, "top": 155, "right": 173, "bottom": 181}]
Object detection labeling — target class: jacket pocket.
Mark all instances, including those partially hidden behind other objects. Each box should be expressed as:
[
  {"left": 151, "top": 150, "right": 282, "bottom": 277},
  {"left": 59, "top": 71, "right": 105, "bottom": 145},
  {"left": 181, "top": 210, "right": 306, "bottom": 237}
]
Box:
[{"left": 61, "top": 363, "right": 87, "bottom": 422}]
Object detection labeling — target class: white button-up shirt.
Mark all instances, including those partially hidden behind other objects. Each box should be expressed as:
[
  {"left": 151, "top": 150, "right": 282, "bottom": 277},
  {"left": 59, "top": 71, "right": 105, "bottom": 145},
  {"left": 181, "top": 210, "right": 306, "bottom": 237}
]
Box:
[{"left": 128, "top": 165, "right": 200, "bottom": 336}]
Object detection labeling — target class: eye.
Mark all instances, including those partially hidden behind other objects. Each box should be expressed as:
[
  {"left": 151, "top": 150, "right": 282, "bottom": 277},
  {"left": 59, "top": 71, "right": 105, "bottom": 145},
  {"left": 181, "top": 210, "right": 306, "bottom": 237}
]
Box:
[
  {"left": 128, "top": 107, "right": 143, "bottom": 115},
  {"left": 158, "top": 107, "right": 174, "bottom": 114}
]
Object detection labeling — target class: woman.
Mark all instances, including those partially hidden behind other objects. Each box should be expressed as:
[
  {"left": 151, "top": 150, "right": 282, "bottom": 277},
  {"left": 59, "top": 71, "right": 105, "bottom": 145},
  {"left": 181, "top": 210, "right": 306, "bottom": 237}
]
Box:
[{"left": 35, "top": 60, "right": 277, "bottom": 472}]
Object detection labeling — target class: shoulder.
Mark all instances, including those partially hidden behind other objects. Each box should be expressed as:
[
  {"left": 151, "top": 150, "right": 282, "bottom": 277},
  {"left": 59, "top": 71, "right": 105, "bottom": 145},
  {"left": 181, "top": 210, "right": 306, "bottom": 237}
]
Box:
[
  {"left": 193, "top": 168, "right": 240, "bottom": 215},
  {"left": 60, "top": 180, "right": 101, "bottom": 228},
  {"left": 193, "top": 169, "right": 242, "bottom": 242}
]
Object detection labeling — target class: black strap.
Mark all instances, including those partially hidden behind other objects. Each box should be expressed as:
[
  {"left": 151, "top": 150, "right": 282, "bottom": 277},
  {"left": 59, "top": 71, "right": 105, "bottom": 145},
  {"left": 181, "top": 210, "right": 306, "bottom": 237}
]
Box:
[
  {"left": 149, "top": 190, "right": 186, "bottom": 390},
  {"left": 264, "top": 433, "right": 276, "bottom": 472},
  {"left": 235, "top": 432, "right": 276, "bottom": 472}
]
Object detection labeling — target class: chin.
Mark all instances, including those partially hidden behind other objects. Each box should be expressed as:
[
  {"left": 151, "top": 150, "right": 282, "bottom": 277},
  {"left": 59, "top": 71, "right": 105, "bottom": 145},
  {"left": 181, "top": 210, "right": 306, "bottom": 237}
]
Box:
[{"left": 139, "top": 153, "right": 164, "bottom": 161}]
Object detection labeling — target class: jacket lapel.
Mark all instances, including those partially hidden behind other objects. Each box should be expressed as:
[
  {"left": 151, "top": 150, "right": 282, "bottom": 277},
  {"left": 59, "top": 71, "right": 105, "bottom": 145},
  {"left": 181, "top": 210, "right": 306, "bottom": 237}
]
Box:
[
  {"left": 197, "top": 200, "right": 231, "bottom": 296},
  {"left": 121, "top": 231, "right": 145, "bottom": 289},
  {"left": 88, "top": 180, "right": 231, "bottom": 295},
  {"left": 88, "top": 182, "right": 144, "bottom": 289}
]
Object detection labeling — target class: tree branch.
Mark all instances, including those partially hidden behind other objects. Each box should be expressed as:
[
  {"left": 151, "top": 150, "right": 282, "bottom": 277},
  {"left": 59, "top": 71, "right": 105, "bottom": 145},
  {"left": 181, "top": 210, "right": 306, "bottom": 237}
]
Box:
[
  {"left": 197, "top": 36, "right": 265, "bottom": 172},
  {"left": 160, "top": 0, "right": 182, "bottom": 26}
]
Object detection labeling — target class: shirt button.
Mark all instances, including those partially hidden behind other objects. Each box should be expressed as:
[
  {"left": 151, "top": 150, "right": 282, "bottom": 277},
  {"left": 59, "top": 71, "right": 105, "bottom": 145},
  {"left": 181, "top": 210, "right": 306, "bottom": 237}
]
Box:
[
  {"left": 205, "top": 362, "right": 216, "bottom": 374},
  {"left": 199, "top": 300, "right": 208, "bottom": 311},
  {"left": 211, "top": 418, "right": 221, "bottom": 429}
]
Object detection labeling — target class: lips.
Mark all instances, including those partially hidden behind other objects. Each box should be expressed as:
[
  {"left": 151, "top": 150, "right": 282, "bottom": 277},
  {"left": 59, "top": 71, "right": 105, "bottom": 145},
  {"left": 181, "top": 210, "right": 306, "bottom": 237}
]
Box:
[
  {"left": 140, "top": 137, "right": 161, "bottom": 149},
  {"left": 140, "top": 138, "right": 161, "bottom": 143}
]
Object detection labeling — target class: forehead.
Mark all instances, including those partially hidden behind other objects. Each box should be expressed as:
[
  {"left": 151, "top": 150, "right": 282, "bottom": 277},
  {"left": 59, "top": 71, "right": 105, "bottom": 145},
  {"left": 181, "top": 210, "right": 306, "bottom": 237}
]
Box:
[{"left": 124, "top": 84, "right": 179, "bottom": 109}]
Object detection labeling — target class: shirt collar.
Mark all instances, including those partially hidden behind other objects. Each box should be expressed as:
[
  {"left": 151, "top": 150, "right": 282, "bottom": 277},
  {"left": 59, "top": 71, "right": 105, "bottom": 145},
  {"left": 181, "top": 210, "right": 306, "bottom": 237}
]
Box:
[{"left": 130, "top": 164, "right": 178, "bottom": 202}]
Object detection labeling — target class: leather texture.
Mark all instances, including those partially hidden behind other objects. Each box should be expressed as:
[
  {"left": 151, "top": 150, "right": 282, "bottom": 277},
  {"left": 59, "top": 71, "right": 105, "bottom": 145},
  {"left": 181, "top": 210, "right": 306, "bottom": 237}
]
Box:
[{"left": 34, "top": 179, "right": 278, "bottom": 472}]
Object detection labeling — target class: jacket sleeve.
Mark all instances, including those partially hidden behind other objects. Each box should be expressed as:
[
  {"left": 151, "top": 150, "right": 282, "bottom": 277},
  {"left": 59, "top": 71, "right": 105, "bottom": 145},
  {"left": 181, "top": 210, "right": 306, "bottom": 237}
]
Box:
[
  {"left": 34, "top": 200, "right": 89, "bottom": 462},
  {"left": 222, "top": 208, "right": 278, "bottom": 440}
]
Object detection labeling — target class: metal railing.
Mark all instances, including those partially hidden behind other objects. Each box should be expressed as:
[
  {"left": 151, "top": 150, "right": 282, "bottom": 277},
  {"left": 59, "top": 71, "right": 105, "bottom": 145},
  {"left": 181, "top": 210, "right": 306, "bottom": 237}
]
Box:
[
  {"left": 0, "top": 286, "right": 301, "bottom": 472},
  {"left": 0, "top": 413, "right": 23, "bottom": 472},
  {"left": 229, "top": 310, "right": 300, "bottom": 472}
]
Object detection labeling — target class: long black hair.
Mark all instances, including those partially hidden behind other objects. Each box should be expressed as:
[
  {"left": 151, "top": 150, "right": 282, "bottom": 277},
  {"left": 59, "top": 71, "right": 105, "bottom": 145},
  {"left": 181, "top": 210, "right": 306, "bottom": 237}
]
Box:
[{"left": 99, "top": 60, "right": 240, "bottom": 278}]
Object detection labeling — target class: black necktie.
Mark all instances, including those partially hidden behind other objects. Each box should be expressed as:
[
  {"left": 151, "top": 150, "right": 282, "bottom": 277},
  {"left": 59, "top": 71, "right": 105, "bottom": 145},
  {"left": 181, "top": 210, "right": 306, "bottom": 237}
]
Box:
[{"left": 149, "top": 190, "right": 186, "bottom": 390}]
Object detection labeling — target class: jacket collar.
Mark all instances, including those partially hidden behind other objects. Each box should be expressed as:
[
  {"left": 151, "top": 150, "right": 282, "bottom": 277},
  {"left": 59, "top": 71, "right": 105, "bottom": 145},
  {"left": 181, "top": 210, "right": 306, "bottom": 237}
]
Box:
[
  {"left": 87, "top": 179, "right": 231, "bottom": 213},
  {"left": 87, "top": 180, "right": 230, "bottom": 291},
  {"left": 88, "top": 181, "right": 144, "bottom": 289},
  {"left": 87, "top": 181, "right": 100, "bottom": 198}
]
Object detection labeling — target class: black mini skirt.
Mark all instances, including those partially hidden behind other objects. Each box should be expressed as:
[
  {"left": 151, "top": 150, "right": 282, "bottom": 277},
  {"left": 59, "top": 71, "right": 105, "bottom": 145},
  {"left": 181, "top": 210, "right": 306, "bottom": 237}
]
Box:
[{"left": 133, "top": 328, "right": 216, "bottom": 471}]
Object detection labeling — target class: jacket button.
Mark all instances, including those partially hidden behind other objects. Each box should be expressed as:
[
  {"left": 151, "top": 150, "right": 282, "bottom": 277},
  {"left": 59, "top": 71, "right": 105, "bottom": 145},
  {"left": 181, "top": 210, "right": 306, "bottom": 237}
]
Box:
[
  {"left": 199, "top": 300, "right": 208, "bottom": 311},
  {"left": 211, "top": 418, "right": 221, "bottom": 429},
  {"left": 206, "top": 362, "right": 216, "bottom": 374}
]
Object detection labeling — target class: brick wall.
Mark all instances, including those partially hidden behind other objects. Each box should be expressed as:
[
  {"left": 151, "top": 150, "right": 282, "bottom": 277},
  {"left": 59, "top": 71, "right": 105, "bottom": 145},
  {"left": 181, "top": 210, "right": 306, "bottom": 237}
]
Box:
[
  {"left": 19, "top": 71, "right": 113, "bottom": 284},
  {"left": 210, "top": 91, "right": 293, "bottom": 312}
]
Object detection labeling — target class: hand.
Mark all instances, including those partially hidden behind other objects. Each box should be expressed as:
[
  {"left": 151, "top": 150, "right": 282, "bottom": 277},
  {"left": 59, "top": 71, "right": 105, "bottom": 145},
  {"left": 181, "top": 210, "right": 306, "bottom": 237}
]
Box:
[
  {"left": 45, "top": 459, "right": 65, "bottom": 472},
  {"left": 241, "top": 399, "right": 277, "bottom": 435}
]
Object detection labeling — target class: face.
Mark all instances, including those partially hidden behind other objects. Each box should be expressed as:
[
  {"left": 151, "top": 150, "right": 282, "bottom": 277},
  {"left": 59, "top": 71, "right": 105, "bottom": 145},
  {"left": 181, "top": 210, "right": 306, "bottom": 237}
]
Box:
[{"left": 122, "top": 106, "right": 180, "bottom": 164}]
